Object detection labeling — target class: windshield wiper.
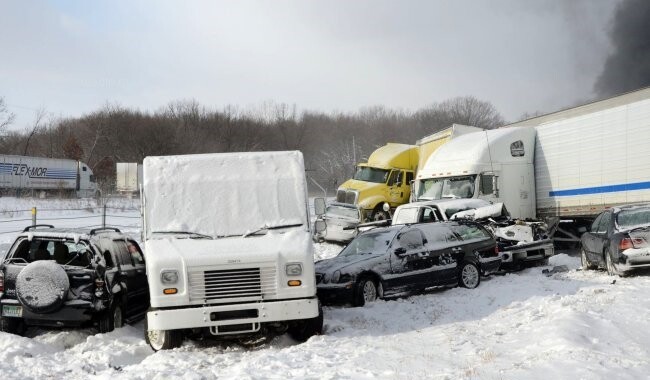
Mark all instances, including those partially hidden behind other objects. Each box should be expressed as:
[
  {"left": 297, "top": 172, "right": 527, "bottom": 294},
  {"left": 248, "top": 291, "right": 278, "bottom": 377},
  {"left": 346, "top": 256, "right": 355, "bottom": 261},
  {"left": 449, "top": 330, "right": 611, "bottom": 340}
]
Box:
[
  {"left": 152, "top": 231, "right": 213, "bottom": 239},
  {"left": 243, "top": 223, "right": 303, "bottom": 238},
  {"left": 628, "top": 225, "right": 650, "bottom": 233}
]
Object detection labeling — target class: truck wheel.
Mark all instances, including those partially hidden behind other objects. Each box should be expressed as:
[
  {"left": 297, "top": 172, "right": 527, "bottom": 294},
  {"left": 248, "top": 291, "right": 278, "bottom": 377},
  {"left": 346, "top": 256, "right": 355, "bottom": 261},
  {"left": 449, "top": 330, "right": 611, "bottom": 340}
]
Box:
[
  {"left": 0, "top": 317, "right": 24, "bottom": 336},
  {"left": 144, "top": 315, "right": 183, "bottom": 351},
  {"left": 371, "top": 209, "right": 389, "bottom": 221},
  {"left": 459, "top": 262, "right": 480, "bottom": 289},
  {"left": 98, "top": 302, "right": 124, "bottom": 333},
  {"left": 287, "top": 302, "right": 324, "bottom": 342},
  {"left": 353, "top": 277, "right": 379, "bottom": 306}
]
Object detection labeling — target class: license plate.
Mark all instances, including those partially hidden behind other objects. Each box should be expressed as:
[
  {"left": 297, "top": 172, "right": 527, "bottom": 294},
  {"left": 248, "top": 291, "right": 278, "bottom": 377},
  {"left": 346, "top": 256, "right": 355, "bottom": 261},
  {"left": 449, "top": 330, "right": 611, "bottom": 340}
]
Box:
[{"left": 2, "top": 305, "right": 22, "bottom": 318}]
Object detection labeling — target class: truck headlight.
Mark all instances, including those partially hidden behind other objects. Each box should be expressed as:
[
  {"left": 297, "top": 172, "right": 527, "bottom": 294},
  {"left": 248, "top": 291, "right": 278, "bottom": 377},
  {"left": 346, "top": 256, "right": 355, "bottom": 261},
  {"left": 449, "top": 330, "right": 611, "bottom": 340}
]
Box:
[
  {"left": 332, "top": 270, "right": 341, "bottom": 283},
  {"left": 286, "top": 263, "right": 303, "bottom": 276},
  {"left": 160, "top": 270, "right": 179, "bottom": 285}
]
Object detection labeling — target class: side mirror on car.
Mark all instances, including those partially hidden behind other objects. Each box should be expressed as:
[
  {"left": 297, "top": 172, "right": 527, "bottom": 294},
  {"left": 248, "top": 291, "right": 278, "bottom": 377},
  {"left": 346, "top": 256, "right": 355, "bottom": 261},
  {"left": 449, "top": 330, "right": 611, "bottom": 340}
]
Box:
[
  {"left": 314, "top": 198, "right": 326, "bottom": 216},
  {"left": 394, "top": 247, "right": 406, "bottom": 256}
]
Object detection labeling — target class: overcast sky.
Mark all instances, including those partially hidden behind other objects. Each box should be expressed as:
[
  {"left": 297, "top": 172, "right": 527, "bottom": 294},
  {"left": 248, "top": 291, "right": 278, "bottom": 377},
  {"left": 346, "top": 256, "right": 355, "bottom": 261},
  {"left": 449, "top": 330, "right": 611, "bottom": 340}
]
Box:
[{"left": 0, "top": 0, "right": 620, "bottom": 129}]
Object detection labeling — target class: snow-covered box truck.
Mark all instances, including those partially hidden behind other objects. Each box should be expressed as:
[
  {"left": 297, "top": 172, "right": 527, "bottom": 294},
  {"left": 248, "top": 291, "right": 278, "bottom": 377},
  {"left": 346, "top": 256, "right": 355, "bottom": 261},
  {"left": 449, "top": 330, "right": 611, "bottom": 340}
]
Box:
[
  {"left": 142, "top": 151, "right": 322, "bottom": 350},
  {"left": 415, "top": 87, "right": 650, "bottom": 254},
  {"left": 0, "top": 154, "right": 98, "bottom": 197}
]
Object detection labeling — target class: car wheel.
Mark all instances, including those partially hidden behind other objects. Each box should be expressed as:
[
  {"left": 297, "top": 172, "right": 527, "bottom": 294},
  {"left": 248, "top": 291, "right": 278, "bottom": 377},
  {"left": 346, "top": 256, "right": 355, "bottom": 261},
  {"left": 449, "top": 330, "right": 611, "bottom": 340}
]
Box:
[
  {"left": 0, "top": 317, "right": 24, "bottom": 336},
  {"left": 288, "top": 302, "right": 324, "bottom": 342},
  {"left": 459, "top": 262, "right": 480, "bottom": 289},
  {"left": 605, "top": 251, "right": 619, "bottom": 277},
  {"left": 98, "top": 302, "right": 123, "bottom": 333},
  {"left": 353, "top": 277, "right": 378, "bottom": 307},
  {"left": 581, "top": 249, "right": 595, "bottom": 270},
  {"left": 144, "top": 315, "right": 183, "bottom": 351}
]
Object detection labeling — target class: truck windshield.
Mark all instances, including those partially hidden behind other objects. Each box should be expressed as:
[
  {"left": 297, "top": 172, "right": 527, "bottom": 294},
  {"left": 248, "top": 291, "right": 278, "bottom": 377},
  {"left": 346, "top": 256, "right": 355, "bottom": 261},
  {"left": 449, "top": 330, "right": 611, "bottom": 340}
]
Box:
[
  {"left": 353, "top": 167, "right": 389, "bottom": 184},
  {"left": 417, "top": 175, "right": 477, "bottom": 200}
]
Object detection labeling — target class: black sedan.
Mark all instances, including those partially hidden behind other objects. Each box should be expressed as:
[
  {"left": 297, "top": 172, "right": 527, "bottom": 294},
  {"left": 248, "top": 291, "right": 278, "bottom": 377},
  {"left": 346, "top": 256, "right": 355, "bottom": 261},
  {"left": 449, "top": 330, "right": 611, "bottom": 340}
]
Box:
[
  {"left": 581, "top": 204, "right": 650, "bottom": 276},
  {"left": 315, "top": 221, "right": 501, "bottom": 306}
]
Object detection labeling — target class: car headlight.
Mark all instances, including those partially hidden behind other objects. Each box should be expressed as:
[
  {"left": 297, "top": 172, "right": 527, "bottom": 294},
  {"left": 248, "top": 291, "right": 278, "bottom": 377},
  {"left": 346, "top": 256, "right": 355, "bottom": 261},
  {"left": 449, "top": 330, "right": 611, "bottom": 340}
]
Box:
[
  {"left": 160, "top": 270, "right": 179, "bottom": 285},
  {"left": 286, "top": 263, "right": 303, "bottom": 276},
  {"left": 332, "top": 270, "right": 341, "bottom": 283}
]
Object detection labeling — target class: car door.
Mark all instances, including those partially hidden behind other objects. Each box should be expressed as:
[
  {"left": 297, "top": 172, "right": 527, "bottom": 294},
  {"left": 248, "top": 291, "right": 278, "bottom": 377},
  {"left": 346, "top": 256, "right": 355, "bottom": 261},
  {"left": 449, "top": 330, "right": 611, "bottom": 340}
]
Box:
[
  {"left": 592, "top": 212, "right": 612, "bottom": 260},
  {"left": 417, "top": 224, "right": 461, "bottom": 285},
  {"left": 582, "top": 213, "right": 603, "bottom": 258},
  {"left": 112, "top": 239, "right": 139, "bottom": 319},
  {"left": 387, "top": 227, "right": 430, "bottom": 291},
  {"left": 126, "top": 239, "right": 149, "bottom": 317}
]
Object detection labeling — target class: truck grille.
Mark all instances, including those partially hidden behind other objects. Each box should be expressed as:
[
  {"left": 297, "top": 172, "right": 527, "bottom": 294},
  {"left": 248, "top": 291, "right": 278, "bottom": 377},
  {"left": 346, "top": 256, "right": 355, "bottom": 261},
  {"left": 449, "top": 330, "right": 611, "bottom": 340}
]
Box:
[
  {"left": 188, "top": 266, "right": 277, "bottom": 303},
  {"left": 336, "top": 189, "right": 357, "bottom": 204}
]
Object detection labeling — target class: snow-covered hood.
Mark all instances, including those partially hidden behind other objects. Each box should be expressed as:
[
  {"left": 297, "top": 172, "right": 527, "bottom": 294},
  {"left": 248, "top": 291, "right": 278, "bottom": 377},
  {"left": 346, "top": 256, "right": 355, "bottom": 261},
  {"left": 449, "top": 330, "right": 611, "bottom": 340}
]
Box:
[
  {"left": 338, "top": 180, "right": 384, "bottom": 196},
  {"left": 315, "top": 253, "right": 383, "bottom": 275}
]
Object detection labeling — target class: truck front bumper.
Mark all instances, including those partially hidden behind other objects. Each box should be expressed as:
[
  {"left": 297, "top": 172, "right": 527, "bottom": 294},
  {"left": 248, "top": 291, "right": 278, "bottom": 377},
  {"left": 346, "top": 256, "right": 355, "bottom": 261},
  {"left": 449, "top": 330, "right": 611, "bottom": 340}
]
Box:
[{"left": 146, "top": 297, "right": 320, "bottom": 331}]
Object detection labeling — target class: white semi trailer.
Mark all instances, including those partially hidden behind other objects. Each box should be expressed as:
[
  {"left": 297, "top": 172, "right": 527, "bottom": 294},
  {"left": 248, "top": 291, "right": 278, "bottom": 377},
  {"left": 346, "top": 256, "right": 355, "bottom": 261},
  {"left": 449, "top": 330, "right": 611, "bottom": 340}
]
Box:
[
  {"left": 414, "top": 87, "right": 650, "bottom": 247},
  {"left": 0, "top": 155, "right": 98, "bottom": 197}
]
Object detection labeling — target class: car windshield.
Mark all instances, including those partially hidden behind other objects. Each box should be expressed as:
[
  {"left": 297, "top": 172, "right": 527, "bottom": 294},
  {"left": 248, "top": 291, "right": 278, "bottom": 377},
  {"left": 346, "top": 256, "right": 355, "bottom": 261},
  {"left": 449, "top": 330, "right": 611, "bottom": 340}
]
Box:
[
  {"left": 326, "top": 205, "right": 360, "bottom": 220},
  {"left": 417, "top": 176, "right": 477, "bottom": 200},
  {"left": 617, "top": 208, "right": 650, "bottom": 229},
  {"left": 339, "top": 230, "right": 397, "bottom": 257},
  {"left": 353, "top": 166, "right": 390, "bottom": 183}
]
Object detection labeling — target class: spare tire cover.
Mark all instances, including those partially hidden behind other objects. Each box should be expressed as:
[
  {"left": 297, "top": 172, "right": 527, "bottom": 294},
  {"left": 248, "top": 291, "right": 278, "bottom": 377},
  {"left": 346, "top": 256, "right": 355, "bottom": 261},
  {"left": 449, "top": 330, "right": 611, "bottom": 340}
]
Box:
[{"left": 16, "top": 261, "right": 70, "bottom": 314}]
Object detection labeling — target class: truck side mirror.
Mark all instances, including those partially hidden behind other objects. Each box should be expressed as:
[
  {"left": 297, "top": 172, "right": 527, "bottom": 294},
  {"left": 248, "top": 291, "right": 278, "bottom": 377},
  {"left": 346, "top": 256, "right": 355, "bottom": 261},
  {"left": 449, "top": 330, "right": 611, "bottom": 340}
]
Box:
[
  {"left": 314, "top": 198, "right": 326, "bottom": 216},
  {"left": 314, "top": 220, "right": 327, "bottom": 233}
]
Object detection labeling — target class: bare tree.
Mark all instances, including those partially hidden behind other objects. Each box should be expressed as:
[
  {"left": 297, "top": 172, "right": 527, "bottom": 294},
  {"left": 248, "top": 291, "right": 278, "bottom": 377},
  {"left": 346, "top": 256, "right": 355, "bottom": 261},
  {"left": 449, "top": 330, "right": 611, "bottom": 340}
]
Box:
[
  {"left": 22, "top": 108, "right": 46, "bottom": 155},
  {"left": 0, "top": 97, "right": 15, "bottom": 134}
]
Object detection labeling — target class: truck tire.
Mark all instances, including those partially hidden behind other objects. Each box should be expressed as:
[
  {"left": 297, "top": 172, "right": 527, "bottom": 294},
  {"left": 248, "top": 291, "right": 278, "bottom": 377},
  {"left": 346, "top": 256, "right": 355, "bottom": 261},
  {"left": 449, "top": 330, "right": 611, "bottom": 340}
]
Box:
[
  {"left": 144, "top": 315, "right": 183, "bottom": 351},
  {"left": 287, "top": 302, "right": 324, "bottom": 342},
  {"left": 16, "top": 261, "right": 70, "bottom": 314},
  {"left": 98, "top": 302, "right": 124, "bottom": 333}
]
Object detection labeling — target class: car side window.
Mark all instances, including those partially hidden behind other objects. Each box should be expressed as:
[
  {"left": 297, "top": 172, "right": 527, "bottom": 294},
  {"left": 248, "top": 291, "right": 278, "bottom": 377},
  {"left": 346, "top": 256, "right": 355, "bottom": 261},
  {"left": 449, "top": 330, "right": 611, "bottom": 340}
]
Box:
[
  {"left": 421, "top": 207, "right": 437, "bottom": 223},
  {"left": 597, "top": 212, "right": 610, "bottom": 234},
  {"left": 397, "top": 229, "right": 424, "bottom": 250},
  {"left": 113, "top": 240, "right": 133, "bottom": 267},
  {"left": 590, "top": 213, "right": 603, "bottom": 232}
]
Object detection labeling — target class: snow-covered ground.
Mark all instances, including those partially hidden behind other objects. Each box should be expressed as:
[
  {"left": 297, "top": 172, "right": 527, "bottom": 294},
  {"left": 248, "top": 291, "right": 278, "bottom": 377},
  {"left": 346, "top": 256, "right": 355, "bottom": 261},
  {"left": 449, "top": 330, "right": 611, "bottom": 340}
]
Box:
[{"left": 1, "top": 198, "right": 650, "bottom": 379}]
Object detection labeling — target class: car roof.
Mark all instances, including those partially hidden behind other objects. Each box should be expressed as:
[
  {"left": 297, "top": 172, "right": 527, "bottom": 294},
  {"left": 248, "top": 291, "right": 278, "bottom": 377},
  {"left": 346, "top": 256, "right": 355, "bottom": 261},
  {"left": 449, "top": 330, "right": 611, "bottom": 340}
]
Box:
[
  {"left": 396, "top": 198, "right": 491, "bottom": 210},
  {"left": 17, "top": 227, "right": 125, "bottom": 241}
]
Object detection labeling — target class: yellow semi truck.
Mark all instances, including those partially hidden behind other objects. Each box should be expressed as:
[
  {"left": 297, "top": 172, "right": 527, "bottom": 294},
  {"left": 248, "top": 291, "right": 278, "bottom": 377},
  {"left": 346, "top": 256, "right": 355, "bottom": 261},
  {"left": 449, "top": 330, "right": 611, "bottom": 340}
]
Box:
[{"left": 336, "top": 124, "right": 482, "bottom": 221}]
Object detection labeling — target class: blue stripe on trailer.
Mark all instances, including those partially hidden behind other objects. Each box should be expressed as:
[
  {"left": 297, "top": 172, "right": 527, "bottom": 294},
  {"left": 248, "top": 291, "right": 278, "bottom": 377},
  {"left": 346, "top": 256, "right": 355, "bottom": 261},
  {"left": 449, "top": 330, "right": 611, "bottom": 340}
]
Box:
[{"left": 549, "top": 181, "right": 650, "bottom": 197}]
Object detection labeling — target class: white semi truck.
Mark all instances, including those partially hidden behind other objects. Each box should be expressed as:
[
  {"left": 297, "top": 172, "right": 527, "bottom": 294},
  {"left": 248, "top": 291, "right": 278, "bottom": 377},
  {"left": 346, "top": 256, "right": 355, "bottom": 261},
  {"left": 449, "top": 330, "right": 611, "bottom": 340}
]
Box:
[
  {"left": 414, "top": 87, "right": 650, "bottom": 248},
  {"left": 0, "top": 154, "right": 98, "bottom": 197},
  {"left": 142, "top": 151, "right": 322, "bottom": 350}
]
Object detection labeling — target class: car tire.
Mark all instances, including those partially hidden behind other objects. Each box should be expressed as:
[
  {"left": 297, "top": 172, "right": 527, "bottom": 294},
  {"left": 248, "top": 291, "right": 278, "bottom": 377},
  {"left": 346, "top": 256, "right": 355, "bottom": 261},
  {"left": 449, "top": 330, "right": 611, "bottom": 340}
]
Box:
[
  {"left": 0, "top": 317, "right": 24, "bottom": 336},
  {"left": 459, "top": 262, "right": 481, "bottom": 289},
  {"left": 288, "top": 302, "right": 324, "bottom": 342},
  {"left": 353, "top": 277, "right": 378, "bottom": 307},
  {"left": 144, "top": 315, "right": 183, "bottom": 351},
  {"left": 98, "top": 302, "right": 124, "bottom": 333},
  {"left": 581, "top": 249, "right": 596, "bottom": 270},
  {"left": 605, "top": 251, "right": 619, "bottom": 277}
]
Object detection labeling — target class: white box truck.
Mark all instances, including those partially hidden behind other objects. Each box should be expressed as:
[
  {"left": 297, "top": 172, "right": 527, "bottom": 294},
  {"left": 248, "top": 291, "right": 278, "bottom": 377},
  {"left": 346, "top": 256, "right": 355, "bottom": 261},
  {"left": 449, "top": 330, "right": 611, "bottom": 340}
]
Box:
[
  {"left": 414, "top": 87, "right": 650, "bottom": 251},
  {"left": 0, "top": 154, "right": 98, "bottom": 197},
  {"left": 142, "top": 151, "right": 322, "bottom": 350}
]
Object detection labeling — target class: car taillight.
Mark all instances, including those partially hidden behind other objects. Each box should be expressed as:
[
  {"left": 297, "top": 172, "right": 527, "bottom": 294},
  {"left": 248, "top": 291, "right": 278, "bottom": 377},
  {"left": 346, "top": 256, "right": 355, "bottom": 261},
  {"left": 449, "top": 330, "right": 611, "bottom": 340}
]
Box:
[
  {"left": 620, "top": 237, "right": 648, "bottom": 250},
  {"left": 0, "top": 272, "right": 4, "bottom": 292}
]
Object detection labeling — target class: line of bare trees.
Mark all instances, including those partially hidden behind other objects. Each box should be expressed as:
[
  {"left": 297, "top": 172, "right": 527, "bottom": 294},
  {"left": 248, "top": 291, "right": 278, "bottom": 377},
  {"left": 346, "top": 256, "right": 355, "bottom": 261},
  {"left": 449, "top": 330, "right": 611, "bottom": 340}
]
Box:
[{"left": 0, "top": 96, "right": 504, "bottom": 195}]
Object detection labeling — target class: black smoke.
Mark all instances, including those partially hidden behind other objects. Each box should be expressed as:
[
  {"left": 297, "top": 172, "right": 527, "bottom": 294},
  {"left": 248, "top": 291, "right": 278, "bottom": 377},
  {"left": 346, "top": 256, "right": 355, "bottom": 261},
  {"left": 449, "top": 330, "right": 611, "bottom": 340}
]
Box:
[{"left": 595, "top": 0, "right": 650, "bottom": 98}]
